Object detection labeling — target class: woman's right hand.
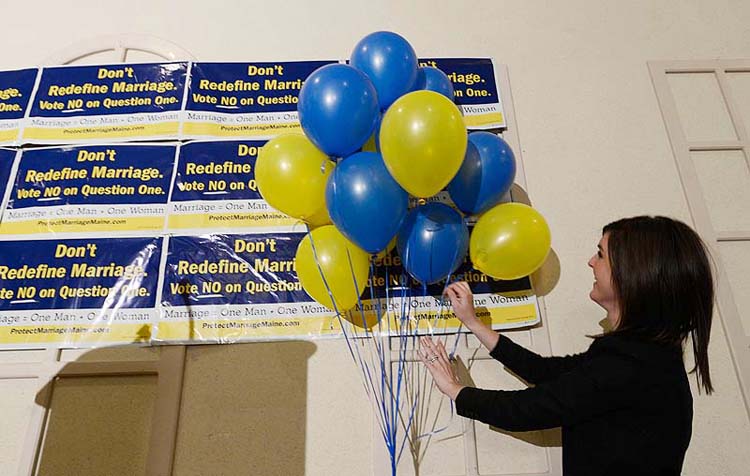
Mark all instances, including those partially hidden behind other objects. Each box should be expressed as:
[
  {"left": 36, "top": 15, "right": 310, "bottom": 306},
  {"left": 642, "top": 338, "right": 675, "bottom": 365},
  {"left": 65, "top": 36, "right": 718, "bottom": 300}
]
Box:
[
  {"left": 445, "top": 281, "right": 500, "bottom": 352},
  {"left": 444, "top": 281, "right": 478, "bottom": 325}
]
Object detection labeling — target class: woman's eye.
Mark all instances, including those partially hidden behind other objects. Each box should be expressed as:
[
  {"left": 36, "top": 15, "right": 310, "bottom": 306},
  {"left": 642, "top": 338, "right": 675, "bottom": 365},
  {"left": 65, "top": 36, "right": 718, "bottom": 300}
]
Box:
[{"left": 597, "top": 251, "right": 603, "bottom": 258}]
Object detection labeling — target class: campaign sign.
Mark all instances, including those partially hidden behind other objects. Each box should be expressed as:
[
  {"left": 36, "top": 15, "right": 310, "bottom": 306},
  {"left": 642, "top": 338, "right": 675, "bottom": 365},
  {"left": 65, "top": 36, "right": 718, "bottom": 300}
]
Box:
[
  {"left": 0, "top": 237, "right": 162, "bottom": 348},
  {"left": 0, "top": 144, "right": 176, "bottom": 236},
  {"left": 23, "top": 62, "right": 187, "bottom": 143},
  {"left": 156, "top": 233, "right": 341, "bottom": 343},
  {"left": 168, "top": 141, "right": 295, "bottom": 232},
  {"left": 418, "top": 58, "right": 506, "bottom": 130},
  {"left": 182, "top": 61, "right": 335, "bottom": 139},
  {"left": 359, "top": 246, "right": 539, "bottom": 333},
  {"left": 0, "top": 68, "right": 38, "bottom": 145}
]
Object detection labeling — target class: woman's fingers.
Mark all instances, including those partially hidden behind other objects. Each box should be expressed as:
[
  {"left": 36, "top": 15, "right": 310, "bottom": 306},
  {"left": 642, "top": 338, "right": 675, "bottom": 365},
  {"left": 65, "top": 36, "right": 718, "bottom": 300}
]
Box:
[
  {"left": 436, "top": 339, "right": 447, "bottom": 354},
  {"left": 421, "top": 337, "right": 448, "bottom": 363},
  {"left": 420, "top": 337, "right": 439, "bottom": 362},
  {"left": 436, "top": 341, "right": 460, "bottom": 385},
  {"left": 417, "top": 348, "right": 431, "bottom": 365},
  {"left": 419, "top": 336, "right": 463, "bottom": 399},
  {"left": 450, "top": 281, "right": 468, "bottom": 296},
  {"left": 456, "top": 281, "right": 471, "bottom": 298},
  {"left": 443, "top": 285, "right": 459, "bottom": 302},
  {"left": 418, "top": 347, "right": 437, "bottom": 369},
  {"left": 424, "top": 338, "right": 450, "bottom": 367},
  {"left": 445, "top": 287, "right": 465, "bottom": 309},
  {"left": 444, "top": 287, "right": 458, "bottom": 302},
  {"left": 436, "top": 340, "right": 452, "bottom": 367},
  {"left": 446, "top": 281, "right": 467, "bottom": 297}
]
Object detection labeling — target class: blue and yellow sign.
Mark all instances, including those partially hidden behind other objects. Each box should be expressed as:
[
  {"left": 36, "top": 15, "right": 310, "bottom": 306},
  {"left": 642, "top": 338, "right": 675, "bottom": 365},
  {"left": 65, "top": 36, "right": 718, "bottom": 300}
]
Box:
[
  {"left": 183, "top": 61, "right": 336, "bottom": 138},
  {"left": 0, "top": 68, "right": 38, "bottom": 145},
  {"left": 23, "top": 63, "right": 187, "bottom": 143},
  {"left": 168, "top": 140, "right": 295, "bottom": 232},
  {"left": 1, "top": 144, "right": 176, "bottom": 235},
  {"left": 0, "top": 237, "right": 162, "bottom": 347}
]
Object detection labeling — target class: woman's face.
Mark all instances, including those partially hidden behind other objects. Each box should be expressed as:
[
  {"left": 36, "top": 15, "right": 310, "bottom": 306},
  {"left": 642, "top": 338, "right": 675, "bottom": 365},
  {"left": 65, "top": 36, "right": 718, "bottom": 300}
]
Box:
[{"left": 588, "top": 233, "right": 619, "bottom": 325}]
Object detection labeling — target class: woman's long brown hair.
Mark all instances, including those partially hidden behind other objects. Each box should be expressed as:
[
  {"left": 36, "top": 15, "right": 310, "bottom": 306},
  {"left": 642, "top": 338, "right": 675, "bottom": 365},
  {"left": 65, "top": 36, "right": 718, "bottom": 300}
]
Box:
[{"left": 603, "top": 216, "right": 714, "bottom": 394}]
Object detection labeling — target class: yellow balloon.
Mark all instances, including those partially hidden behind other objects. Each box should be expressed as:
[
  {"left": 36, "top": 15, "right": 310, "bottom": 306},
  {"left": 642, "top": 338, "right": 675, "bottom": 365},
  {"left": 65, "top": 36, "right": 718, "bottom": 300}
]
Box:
[
  {"left": 305, "top": 205, "right": 332, "bottom": 228},
  {"left": 380, "top": 90, "right": 467, "bottom": 198},
  {"left": 374, "top": 236, "right": 397, "bottom": 261},
  {"left": 295, "top": 225, "right": 370, "bottom": 311},
  {"left": 342, "top": 308, "right": 382, "bottom": 330},
  {"left": 470, "top": 203, "right": 551, "bottom": 280},
  {"left": 361, "top": 131, "right": 378, "bottom": 152},
  {"left": 256, "top": 133, "right": 335, "bottom": 220}
]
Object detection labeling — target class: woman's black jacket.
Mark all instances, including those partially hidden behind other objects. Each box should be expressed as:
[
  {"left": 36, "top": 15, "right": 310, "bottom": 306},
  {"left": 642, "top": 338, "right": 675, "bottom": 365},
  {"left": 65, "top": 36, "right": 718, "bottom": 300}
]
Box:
[{"left": 455, "top": 333, "right": 692, "bottom": 475}]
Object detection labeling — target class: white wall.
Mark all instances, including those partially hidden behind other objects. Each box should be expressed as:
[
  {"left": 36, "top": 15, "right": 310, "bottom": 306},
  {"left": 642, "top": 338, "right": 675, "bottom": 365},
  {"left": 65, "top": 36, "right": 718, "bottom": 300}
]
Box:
[{"left": 1, "top": 1, "right": 749, "bottom": 474}]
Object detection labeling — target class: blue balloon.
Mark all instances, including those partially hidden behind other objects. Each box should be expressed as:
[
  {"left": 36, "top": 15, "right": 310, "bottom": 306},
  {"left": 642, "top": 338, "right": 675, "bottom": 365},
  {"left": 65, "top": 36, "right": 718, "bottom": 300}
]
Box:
[
  {"left": 447, "top": 132, "right": 517, "bottom": 215},
  {"left": 351, "top": 31, "right": 419, "bottom": 110},
  {"left": 326, "top": 152, "right": 408, "bottom": 254},
  {"left": 298, "top": 64, "right": 379, "bottom": 158},
  {"left": 397, "top": 203, "right": 469, "bottom": 284},
  {"left": 415, "top": 66, "right": 455, "bottom": 101}
]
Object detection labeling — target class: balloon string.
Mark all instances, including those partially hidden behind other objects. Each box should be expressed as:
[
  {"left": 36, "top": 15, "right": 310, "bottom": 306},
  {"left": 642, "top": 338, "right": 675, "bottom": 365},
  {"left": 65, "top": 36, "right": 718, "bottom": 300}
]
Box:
[
  {"left": 305, "top": 219, "right": 468, "bottom": 468},
  {"left": 306, "top": 224, "right": 391, "bottom": 443}
]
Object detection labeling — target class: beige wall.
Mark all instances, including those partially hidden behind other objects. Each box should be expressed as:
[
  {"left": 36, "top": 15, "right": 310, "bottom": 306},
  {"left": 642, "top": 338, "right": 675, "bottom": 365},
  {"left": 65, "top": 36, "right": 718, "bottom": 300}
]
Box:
[{"left": 0, "top": 1, "right": 749, "bottom": 474}]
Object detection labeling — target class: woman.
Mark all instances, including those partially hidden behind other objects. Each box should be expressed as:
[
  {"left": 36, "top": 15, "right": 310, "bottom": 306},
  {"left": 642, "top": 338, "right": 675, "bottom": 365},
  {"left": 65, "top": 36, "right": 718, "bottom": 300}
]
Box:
[{"left": 419, "top": 216, "right": 714, "bottom": 475}]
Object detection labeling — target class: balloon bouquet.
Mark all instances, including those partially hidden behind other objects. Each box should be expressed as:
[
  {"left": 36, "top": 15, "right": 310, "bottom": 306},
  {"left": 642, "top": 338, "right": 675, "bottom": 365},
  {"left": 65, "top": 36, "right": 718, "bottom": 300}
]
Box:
[{"left": 255, "top": 31, "right": 551, "bottom": 474}]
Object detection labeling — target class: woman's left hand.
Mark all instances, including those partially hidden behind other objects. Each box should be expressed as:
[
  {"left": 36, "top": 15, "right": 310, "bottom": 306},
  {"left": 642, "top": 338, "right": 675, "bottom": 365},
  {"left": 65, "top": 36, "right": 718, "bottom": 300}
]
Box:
[{"left": 419, "top": 336, "right": 465, "bottom": 401}]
